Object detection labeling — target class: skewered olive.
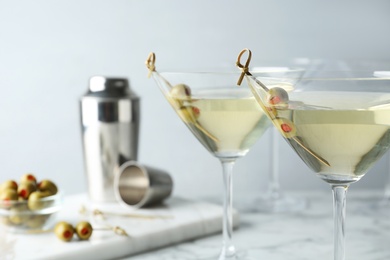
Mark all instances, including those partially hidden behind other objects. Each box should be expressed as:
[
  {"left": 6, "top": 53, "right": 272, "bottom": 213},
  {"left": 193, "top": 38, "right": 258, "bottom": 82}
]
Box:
[
  {"left": 37, "top": 179, "right": 58, "bottom": 195},
  {"left": 169, "top": 84, "right": 192, "bottom": 108},
  {"left": 18, "top": 182, "right": 37, "bottom": 200},
  {"left": 20, "top": 173, "right": 37, "bottom": 184},
  {"left": 178, "top": 106, "right": 200, "bottom": 124},
  {"left": 75, "top": 221, "right": 93, "bottom": 240},
  {"left": 170, "top": 84, "right": 192, "bottom": 99},
  {"left": 274, "top": 118, "right": 297, "bottom": 138},
  {"left": 267, "top": 87, "right": 289, "bottom": 106},
  {"left": 27, "top": 191, "right": 50, "bottom": 210},
  {"left": 55, "top": 221, "right": 75, "bottom": 242},
  {"left": 0, "top": 180, "right": 18, "bottom": 191}
]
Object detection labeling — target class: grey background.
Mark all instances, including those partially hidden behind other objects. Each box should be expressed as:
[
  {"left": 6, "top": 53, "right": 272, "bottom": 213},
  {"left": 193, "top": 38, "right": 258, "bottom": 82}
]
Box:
[{"left": 1, "top": 0, "right": 390, "bottom": 199}]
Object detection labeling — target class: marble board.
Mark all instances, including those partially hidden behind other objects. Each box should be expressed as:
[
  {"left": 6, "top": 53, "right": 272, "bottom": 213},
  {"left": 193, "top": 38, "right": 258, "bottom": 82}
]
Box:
[{"left": 0, "top": 193, "right": 238, "bottom": 260}]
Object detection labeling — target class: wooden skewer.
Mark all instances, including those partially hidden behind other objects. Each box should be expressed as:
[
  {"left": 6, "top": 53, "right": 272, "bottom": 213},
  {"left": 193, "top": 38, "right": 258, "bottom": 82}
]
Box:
[
  {"left": 236, "top": 48, "right": 331, "bottom": 168},
  {"left": 146, "top": 52, "right": 156, "bottom": 78},
  {"left": 292, "top": 137, "right": 330, "bottom": 167},
  {"left": 145, "top": 52, "right": 219, "bottom": 144},
  {"left": 93, "top": 225, "right": 129, "bottom": 237},
  {"left": 92, "top": 209, "right": 173, "bottom": 220},
  {"left": 80, "top": 205, "right": 173, "bottom": 220},
  {"left": 194, "top": 122, "right": 219, "bottom": 143},
  {"left": 26, "top": 225, "right": 129, "bottom": 237}
]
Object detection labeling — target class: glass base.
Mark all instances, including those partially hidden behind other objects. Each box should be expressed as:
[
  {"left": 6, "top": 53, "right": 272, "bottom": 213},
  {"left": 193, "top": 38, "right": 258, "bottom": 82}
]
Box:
[{"left": 236, "top": 191, "right": 308, "bottom": 213}]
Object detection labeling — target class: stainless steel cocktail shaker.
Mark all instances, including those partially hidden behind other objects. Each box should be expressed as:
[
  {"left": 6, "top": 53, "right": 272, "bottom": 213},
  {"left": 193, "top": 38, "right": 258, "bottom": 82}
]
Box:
[{"left": 80, "top": 76, "right": 140, "bottom": 202}]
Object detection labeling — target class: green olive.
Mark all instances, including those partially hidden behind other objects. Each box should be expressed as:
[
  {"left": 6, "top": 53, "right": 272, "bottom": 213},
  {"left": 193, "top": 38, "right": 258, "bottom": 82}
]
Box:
[
  {"left": 0, "top": 188, "right": 18, "bottom": 209},
  {"left": 170, "top": 84, "right": 192, "bottom": 99},
  {"left": 169, "top": 84, "right": 192, "bottom": 108},
  {"left": 13, "top": 202, "right": 29, "bottom": 211},
  {"left": 55, "top": 221, "right": 74, "bottom": 242},
  {"left": 0, "top": 180, "right": 18, "bottom": 191},
  {"left": 20, "top": 173, "right": 37, "bottom": 185},
  {"left": 27, "top": 191, "right": 50, "bottom": 210},
  {"left": 274, "top": 118, "right": 297, "bottom": 138},
  {"left": 17, "top": 182, "right": 37, "bottom": 200},
  {"left": 37, "top": 179, "right": 58, "bottom": 195},
  {"left": 26, "top": 215, "right": 49, "bottom": 229},
  {"left": 75, "top": 221, "right": 93, "bottom": 240},
  {"left": 9, "top": 207, "right": 28, "bottom": 225},
  {"left": 267, "top": 87, "right": 289, "bottom": 106},
  {"left": 177, "top": 106, "right": 200, "bottom": 124}
]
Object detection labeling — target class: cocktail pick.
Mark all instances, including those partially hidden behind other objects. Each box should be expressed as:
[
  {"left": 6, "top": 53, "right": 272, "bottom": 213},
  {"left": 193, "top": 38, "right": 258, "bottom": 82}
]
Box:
[
  {"left": 26, "top": 221, "right": 129, "bottom": 240},
  {"left": 145, "top": 52, "right": 219, "bottom": 143},
  {"left": 79, "top": 205, "right": 173, "bottom": 220},
  {"left": 236, "top": 48, "right": 269, "bottom": 92},
  {"left": 236, "top": 48, "right": 330, "bottom": 167},
  {"left": 92, "top": 208, "right": 173, "bottom": 220},
  {"left": 146, "top": 52, "right": 156, "bottom": 78}
]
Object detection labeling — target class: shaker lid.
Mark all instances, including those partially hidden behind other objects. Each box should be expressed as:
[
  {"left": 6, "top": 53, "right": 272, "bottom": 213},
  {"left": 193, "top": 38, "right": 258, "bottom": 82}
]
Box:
[{"left": 86, "top": 76, "right": 137, "bottom": 98}]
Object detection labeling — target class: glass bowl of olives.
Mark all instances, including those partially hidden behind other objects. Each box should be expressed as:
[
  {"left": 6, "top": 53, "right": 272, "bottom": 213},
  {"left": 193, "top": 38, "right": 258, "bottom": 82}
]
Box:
[{"left": 0, "top": 174, "right": 63, "bottom": 232}]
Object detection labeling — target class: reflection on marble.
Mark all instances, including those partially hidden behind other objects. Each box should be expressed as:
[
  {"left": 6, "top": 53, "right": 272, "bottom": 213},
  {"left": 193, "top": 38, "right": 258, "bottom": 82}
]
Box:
[{"left": 127, "top": 191, "right": 390, "bottom": 260}]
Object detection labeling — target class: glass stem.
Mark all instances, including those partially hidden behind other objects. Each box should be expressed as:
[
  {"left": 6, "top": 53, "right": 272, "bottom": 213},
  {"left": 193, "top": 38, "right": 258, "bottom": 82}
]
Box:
[
  {"left": 332, "top": 184, "right": 349, "bottom": 260},
  {"left": 219, "top": 159, "right": 236, "bottom": 260},
  {"left": 268, "top": 128, "right": 281, "bottom": 199}
]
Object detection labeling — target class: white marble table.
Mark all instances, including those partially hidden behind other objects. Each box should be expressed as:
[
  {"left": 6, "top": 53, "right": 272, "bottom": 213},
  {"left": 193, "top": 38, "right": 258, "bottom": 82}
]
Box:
[
  {"left": 1, "top": 190, "right": 390, "bottom": 259},
  {"left": 126, "top": 190, "right": 390, "bottom": 260}
]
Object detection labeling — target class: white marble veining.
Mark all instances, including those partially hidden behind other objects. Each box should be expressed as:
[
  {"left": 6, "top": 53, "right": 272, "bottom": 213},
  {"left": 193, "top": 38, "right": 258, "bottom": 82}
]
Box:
[
  {"left": 1, "top": 191, "right": 390, "bottom": 260},
  {"left": 127, "top": 190, "right": 390, "bottom": 260}
]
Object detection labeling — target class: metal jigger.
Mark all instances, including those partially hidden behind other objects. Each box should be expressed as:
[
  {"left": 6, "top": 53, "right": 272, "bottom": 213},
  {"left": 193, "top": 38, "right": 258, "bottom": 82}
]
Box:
[{"left": 114, "top": 161, "right": 173, "bottom": 208}]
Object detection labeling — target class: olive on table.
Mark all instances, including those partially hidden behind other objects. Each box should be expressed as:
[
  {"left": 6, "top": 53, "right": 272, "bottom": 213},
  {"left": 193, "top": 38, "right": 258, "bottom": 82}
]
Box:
[
  {"left": 75, "top": 221, "right": 93, "bottom": 240},
  {"left": 55, "top": 221, "right": 75, "bottom": 242}
]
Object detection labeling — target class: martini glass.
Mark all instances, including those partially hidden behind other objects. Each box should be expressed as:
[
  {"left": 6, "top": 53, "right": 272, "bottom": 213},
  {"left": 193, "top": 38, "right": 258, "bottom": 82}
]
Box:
[
  {"left": 244, "top": 66, "right": 390, "bottom": 260},
  {"left": 146, "top": 53, "right": 272, "bottom": 259},
  {"left": 250, "top": 67, "right": 307, "bottom": 213}
]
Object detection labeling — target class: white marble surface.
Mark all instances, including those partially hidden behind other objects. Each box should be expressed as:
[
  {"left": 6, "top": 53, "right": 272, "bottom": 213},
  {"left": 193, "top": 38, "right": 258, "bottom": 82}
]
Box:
[
  {"left": 126, "top": 190, "right": 390, "bottom": 260},
  {"left": 0, "top": 194, "right": 238, "bottom": 260},
  {"left": 1, "top": 190, "right": 390, "bottom": 260}
]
